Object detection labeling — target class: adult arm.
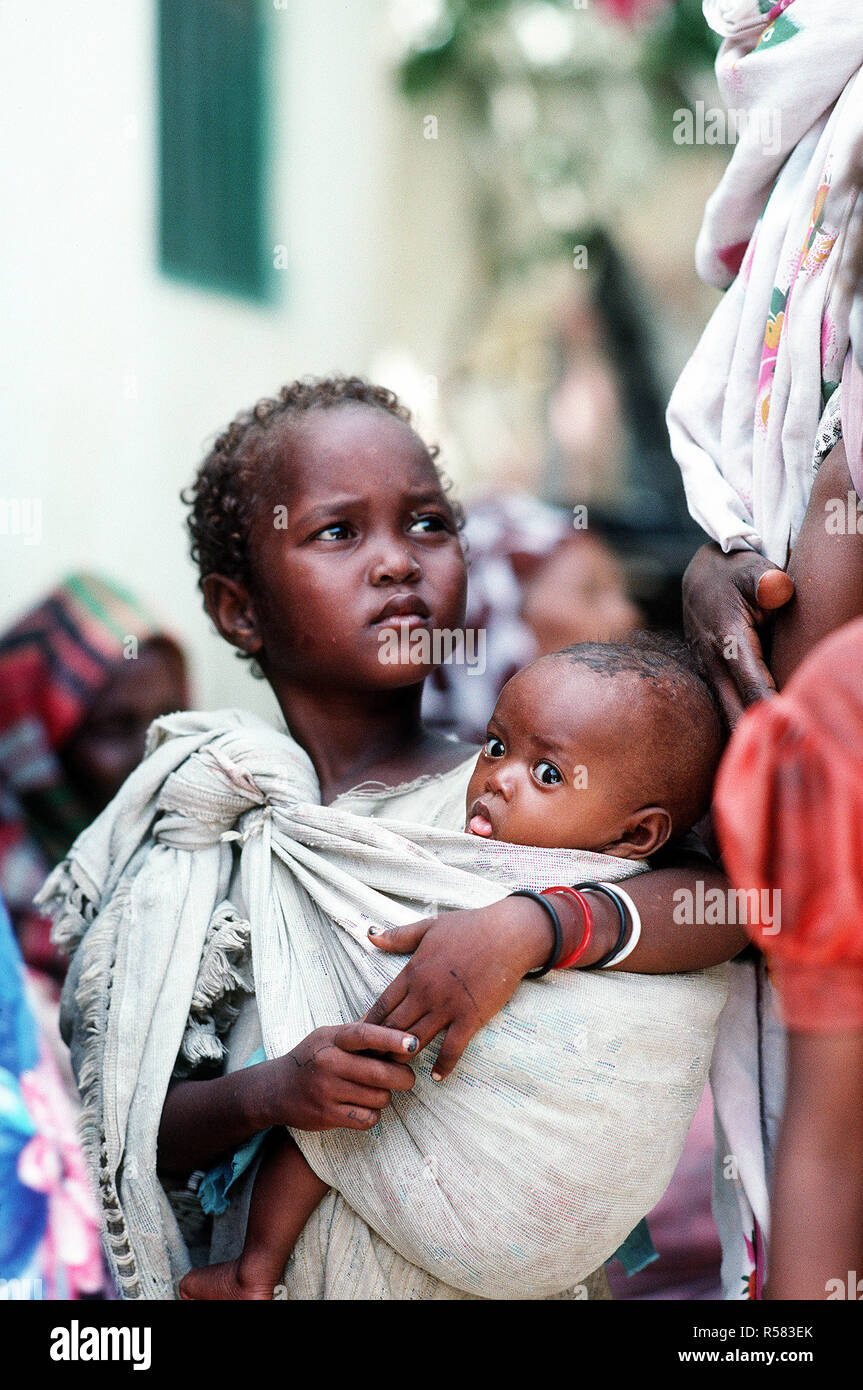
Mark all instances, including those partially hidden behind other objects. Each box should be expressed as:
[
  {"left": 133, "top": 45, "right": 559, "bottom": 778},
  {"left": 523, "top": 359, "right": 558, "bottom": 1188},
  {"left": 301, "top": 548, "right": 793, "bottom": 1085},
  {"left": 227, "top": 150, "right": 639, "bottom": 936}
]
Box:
[
  {"left": 770, "top": 438, "right": 863, "bottom": 688},
  {"left": 767, "top": 1028, "right": 863, "bottom": 1299}
]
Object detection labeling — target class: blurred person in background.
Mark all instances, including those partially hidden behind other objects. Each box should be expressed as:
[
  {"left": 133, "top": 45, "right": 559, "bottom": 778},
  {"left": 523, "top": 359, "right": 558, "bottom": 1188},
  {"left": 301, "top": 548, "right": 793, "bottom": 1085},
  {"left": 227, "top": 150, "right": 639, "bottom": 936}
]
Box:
[
  {"left": 422, "top": 491, "right": 641, "bottom": 743},
  {"left": 0, "top": 574, "right": 189, "bottom": 1074}
]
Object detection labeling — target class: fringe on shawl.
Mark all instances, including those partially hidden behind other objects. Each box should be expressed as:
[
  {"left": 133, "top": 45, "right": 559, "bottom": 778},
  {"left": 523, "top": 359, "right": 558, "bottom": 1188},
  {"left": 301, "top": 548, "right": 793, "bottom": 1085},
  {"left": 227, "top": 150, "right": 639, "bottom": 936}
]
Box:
[
  {"left": 39, "top": 856, "right": 99, "bottom": 955},
  {"left": 69, "top": 879, "right": 145, "bottom": 1298},
  {"left": 40, "top": 855, "right": 255, "bottom": 1298},
  {"left": 174, "top": 903, "right": 254, "bottom": 1078}
]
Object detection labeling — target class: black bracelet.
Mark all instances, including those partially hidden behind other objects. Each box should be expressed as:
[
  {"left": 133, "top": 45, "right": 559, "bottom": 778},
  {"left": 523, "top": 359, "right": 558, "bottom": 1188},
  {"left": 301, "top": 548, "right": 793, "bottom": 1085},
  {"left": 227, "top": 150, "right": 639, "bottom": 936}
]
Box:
[
  {"left": 572, "top": 882, "right": 629, "bottom": 970},
  {"left": 510, "top": 889, "right": 563, "bottom": 977}
]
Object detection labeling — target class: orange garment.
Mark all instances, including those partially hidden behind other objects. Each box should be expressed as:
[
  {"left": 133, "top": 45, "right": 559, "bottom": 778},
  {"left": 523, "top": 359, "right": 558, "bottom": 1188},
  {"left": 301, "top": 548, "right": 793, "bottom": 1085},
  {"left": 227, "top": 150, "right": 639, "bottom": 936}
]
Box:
[{"left": 714, "top": 615, "right": 863, "bottom": 1031}]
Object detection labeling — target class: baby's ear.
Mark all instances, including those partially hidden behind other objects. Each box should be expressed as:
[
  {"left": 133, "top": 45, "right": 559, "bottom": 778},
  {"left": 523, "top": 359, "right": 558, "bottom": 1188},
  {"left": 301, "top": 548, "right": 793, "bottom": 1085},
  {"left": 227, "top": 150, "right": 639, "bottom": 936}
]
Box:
[
  {"left": 602, "top": 806, "right": 672, "bottom": 860},
  {"left": 201, "top": 575, "right": 264, "bottom": 657}
]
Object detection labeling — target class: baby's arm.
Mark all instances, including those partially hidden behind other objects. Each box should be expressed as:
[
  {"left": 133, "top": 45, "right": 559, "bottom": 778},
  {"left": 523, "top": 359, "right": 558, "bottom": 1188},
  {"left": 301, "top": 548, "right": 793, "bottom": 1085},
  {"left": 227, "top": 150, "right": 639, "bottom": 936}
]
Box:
[{"left": 180, "top": 1132, "right": 328, "bottom": 1300}]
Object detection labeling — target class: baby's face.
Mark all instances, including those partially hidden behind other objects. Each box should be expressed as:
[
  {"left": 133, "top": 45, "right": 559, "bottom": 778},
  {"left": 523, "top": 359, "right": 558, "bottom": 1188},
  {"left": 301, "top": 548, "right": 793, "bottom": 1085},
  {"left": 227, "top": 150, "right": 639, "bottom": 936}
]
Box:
[{"left": 465, "top": 658, "right": 646, "bottom": 853}]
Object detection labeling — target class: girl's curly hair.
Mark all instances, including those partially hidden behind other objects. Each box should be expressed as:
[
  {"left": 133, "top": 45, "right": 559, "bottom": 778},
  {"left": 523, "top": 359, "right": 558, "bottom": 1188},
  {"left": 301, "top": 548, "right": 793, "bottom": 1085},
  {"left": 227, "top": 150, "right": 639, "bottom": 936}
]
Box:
[{"left": 182, "top": 375, "right": 462, "bottom": 595}]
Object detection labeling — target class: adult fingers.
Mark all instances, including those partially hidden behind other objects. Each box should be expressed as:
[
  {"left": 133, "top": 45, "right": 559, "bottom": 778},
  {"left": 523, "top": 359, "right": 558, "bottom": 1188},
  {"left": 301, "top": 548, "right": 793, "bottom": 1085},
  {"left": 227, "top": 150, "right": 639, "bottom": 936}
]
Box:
[
  {"left": 727, "top": 624, "right": 777, "bottom": 711},
  {"left": 333, "top": 1021, "right": 418, "bottom": 1056},
  {"left": 754, "top": 568, "right": 794, "bottom": 611}
]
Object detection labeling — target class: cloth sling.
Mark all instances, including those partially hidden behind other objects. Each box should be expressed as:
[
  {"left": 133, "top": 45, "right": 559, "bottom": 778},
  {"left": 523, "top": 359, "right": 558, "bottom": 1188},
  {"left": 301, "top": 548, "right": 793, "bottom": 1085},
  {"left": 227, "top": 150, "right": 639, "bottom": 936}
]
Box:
[{"left": 39, "top": 709, "right": 727, "bottom": 1300}]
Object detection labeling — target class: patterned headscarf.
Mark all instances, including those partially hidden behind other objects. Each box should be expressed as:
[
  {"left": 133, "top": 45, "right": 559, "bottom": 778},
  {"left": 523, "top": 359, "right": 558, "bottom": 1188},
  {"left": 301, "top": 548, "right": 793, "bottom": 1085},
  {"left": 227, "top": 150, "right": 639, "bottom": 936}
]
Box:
[{"left": 0, "top": 573, "right": 188, "bottom": 974}]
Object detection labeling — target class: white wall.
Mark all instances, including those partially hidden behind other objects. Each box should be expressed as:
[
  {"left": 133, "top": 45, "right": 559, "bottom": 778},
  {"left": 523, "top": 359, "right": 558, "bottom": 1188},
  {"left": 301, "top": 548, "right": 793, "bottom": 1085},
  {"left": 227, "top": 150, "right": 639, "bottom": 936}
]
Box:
[{"left": 0, "top": 0, "right": 479, "bottom": 715}]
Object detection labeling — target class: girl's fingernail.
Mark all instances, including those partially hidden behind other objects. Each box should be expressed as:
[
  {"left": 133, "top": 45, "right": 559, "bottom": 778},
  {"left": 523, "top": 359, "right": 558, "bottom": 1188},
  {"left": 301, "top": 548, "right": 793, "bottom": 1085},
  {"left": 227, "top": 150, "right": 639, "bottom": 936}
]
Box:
[
  {"left": 404, "top": 1036, "right": 418, "bottom": 1052},
  {"left": 368, "top": 926, "right": 382, "bottom": 937},
  {"left": 431, "top": 1071, "right": 442, "bottom": 1082}
]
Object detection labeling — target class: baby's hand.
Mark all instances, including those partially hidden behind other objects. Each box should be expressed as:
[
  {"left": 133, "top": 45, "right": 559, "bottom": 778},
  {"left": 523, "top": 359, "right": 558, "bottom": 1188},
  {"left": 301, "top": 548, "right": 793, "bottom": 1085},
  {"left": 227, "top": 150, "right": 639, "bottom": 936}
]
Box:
[
  {"left": 277, "top": 1022, "right": 417, "bottom": 1131},
  {"left": 364, "top": 896, "right": 554, "bottom": 1081}
]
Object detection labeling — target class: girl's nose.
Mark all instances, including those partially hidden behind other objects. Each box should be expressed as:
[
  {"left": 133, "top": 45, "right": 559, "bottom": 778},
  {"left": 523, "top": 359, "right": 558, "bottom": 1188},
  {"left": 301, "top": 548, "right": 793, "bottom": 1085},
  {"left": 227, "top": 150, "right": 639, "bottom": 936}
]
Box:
[{"left": 369, "top": 540, "right": 422, "bottom": 586}]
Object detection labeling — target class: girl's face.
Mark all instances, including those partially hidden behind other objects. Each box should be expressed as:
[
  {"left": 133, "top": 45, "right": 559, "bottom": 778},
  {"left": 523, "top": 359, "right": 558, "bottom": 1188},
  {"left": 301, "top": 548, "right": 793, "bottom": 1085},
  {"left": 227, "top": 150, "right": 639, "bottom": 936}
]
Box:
[{"left": 239, "top": 404, "right": 467, "bottom": 691}]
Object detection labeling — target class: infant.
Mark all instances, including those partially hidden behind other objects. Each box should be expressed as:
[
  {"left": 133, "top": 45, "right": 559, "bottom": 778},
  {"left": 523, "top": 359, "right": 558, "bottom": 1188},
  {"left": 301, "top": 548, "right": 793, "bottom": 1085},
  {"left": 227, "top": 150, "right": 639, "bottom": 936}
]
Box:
[{"left": 180, "top": 632, "right": 724, "bottom": 1300}]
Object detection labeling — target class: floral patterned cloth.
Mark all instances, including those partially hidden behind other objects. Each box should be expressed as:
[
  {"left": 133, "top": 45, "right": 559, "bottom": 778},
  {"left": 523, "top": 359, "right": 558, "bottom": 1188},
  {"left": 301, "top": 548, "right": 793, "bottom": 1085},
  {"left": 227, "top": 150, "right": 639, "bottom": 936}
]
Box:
[
  {"left": 0, "top": 896, "right": 105, "bottom": 1298},
  {"left": 667, "top": 0, "right": 863, "bottom": 566}
]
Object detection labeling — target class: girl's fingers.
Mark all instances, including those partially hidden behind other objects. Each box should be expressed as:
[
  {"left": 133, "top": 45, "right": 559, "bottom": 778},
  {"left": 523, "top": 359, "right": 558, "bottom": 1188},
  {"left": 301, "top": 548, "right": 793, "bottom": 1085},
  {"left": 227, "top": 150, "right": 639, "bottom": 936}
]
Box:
[
  {"left": 336, "top": 1082, "right": 393, "bottom": 1111},
  {"left": 334, "top": 1021, "right": 417, "bottom": 1055},
  {"left": 337, "top": 1106, "right": 381, "bottom": 1130},
  {"left": 339, "top": 1054, "right": 416, "bottom": 1091}
]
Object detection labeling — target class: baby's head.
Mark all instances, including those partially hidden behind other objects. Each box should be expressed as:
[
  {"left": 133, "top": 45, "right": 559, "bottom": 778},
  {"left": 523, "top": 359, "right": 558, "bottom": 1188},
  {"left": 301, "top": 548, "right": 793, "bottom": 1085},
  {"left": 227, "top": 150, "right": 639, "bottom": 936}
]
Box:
[{"left": 465, "top": 633, "right": 725, "bottom": 859}]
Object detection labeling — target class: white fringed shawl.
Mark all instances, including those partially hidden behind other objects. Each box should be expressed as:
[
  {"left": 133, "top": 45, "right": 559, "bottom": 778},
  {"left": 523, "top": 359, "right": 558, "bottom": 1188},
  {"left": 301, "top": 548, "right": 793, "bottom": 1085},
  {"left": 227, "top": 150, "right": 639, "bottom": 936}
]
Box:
[{"left": 39, "top": 709, "right": 727, "bottom": 1300}]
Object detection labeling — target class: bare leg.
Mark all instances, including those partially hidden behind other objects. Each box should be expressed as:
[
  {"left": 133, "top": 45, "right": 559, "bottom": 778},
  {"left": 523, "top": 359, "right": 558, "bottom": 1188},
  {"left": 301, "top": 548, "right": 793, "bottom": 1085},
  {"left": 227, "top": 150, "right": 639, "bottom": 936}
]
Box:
[{"left": 179, "top": 1131, "right": 329, "bottom": 1300}]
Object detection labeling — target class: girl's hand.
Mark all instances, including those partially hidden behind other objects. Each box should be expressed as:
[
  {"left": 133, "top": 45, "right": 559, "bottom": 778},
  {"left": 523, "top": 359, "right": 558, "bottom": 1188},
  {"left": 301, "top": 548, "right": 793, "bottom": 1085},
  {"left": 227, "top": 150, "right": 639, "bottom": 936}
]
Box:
[
  {"left": 364, "top": 897, "right": 560, "bottom": 1081},
  {"left": 271, "top": 1022, "right": 418, "bottom": 1131},
  {"left": 682, "top": 541, "right": 794, "bottom": 727}
]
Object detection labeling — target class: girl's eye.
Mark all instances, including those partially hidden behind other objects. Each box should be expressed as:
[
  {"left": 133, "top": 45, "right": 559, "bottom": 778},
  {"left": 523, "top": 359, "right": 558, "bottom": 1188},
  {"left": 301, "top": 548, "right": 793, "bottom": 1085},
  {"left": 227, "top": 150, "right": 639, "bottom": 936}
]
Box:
[
  {"left": 312, "top": 522, "right": 353, "bottom": 541},
  {"left": 407, "top": 513, "right": 450, "bottom": 535},
  {"left": 533, "top": 760, "right": 563, "bottom": 786},
  {"left": 483, "top": 735, "right": 505, "bottom": 758}
]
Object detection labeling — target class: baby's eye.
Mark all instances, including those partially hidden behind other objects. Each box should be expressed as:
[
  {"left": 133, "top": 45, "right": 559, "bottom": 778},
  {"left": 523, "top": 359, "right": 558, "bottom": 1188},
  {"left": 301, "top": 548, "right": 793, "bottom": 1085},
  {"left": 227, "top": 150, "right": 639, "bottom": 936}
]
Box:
[
  {"left": 533, "top": 760, "right": 563, "bottom": 786},
  {"left": 407, "top": 513, "right": 450, "bottom": 535},
  {"left": 312, "top": 522, "right": 353, "bottom": 541},
  {"left": 483, "top": 735, "right": 505, "bottom": 758}
]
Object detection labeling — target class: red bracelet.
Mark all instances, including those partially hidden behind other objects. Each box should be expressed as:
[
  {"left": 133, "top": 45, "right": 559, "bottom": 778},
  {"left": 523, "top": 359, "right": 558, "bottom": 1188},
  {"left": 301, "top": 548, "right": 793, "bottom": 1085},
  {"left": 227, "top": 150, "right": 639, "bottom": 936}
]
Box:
[{"left": 543, "top": 887, "right": 593, "bottom": 969}]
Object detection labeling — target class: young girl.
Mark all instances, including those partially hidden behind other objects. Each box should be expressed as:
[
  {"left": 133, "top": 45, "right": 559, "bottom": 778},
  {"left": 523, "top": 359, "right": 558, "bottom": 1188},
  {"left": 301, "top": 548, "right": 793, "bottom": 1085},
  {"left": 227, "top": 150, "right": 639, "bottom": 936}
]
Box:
[
  {"left": 48, "top": 378, "right": 743, "bottom": 1300},
  {"left": 179, "top": 633, "right": 729, "bottom": 1300}
]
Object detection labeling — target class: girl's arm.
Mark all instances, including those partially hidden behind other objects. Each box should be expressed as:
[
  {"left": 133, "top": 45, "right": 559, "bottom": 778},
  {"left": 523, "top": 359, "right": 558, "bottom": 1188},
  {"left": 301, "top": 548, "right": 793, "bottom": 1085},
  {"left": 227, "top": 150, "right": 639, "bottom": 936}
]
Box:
[
  {"left": 157, "top": 1022, "right": 417, "bottom": 1174},
  {"left": 769, "top": 438, "right": 863, "bottom": 688},
  {"left": 365, "top": 859, "right": 746, "bottom": 1081}
]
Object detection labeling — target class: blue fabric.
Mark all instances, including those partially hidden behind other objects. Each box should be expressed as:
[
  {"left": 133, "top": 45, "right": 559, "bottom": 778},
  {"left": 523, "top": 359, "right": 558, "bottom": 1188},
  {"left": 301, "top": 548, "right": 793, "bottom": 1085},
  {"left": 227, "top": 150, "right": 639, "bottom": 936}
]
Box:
[
  {"left": 0, "top": 897, "right": 48, "bottom": 1277},
  {"left": 609, "top": 1217, "right": 658, "bottom": 1276},
  {"left": 198, "top": 1045, "right": 270, "bottom": 1216}
]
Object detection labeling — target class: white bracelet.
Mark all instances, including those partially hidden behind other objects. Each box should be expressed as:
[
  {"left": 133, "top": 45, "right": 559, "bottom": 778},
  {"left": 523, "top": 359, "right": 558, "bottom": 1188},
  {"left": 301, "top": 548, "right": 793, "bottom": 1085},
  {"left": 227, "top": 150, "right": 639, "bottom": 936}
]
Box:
[{"left": 597, "top": 882, "right": 642, "bottom": 968}]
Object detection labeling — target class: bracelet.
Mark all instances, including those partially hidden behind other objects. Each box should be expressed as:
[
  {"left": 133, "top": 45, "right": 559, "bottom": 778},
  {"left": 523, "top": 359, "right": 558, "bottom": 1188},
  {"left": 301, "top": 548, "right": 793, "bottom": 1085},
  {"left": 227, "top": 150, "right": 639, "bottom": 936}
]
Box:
[
  {"left": 572, "top": 882, "right": 630, "bottom": 970},
  {"left": 543, "top": 886, "right": 594, "bottom": 969},
  {"left": 510, "top": 890, "right": 563, "bottom": 977},
  {"left": 597, "top": 883, "right": 642, "bottom": 968}
]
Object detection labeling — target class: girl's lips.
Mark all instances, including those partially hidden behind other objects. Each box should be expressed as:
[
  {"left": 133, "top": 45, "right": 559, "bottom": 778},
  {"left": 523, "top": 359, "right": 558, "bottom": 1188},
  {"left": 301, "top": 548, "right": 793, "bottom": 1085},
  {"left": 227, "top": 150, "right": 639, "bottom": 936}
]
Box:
[
  {"left": 374, "top": 613, "right": 430, "bottom": 629},
  {"left": 370, "top": 594, "right": 431, "bottom": 624}
]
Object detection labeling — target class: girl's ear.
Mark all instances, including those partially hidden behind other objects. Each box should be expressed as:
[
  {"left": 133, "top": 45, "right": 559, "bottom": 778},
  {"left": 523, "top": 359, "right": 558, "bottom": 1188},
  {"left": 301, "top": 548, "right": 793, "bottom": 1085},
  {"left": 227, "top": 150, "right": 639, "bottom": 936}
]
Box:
[
  {"left": 601, "top": 806, "right": 673, "bottom": 861},
  {"left": 201, "top": 575, "right": 264, "bottom": 657}
]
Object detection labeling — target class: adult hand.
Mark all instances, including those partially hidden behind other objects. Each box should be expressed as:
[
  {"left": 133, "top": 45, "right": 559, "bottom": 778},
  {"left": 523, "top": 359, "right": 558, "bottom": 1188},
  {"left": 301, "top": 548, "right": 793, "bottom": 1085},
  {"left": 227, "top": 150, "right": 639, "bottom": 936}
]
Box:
[
  {"left": 364, "top": 896, "right": 558, "bottom": 1082},
  {"left": 273, "top": 1022, "right": 417, "bottom": 1131},
  {"left": 682, "top": 541, "right": 794, "bottom": 727}
]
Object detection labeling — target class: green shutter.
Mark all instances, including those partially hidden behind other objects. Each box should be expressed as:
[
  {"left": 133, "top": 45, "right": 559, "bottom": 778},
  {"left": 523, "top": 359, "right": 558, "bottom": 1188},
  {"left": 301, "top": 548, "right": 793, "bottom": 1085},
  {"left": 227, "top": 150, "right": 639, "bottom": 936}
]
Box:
[{"left": 157, "top": 0, "right": 271, "bottom": 300}]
